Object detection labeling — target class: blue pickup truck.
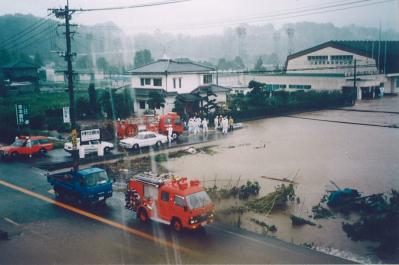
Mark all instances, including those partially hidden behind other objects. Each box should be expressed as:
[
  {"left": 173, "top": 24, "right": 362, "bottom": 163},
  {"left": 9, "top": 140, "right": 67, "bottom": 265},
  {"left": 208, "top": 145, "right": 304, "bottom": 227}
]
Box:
[{"left": 47, "top": 167, "right": 113, "bottom": 205}]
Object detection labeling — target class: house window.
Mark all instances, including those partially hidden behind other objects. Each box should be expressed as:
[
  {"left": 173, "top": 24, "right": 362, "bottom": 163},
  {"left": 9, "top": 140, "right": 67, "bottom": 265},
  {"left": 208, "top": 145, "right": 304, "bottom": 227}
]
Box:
[
  {"left": 173, "top": 78, "right": 176, "bottom": 88},
  {"left": 153, "top": 78, "right": 162, "bottom": 87},
  {"left": 139, "top": 100, "right": 146, "bottom": 109},
  {"left": 396, "top": 78, "right": 399, "bottom": 88},
  {"left": 203, "top": 74, "right": 212, "bottom": 84},
  {"left": 179, "top": 78, "right": 182, "bottom": 88},
  {"left": 140, "top": 78, "right": 151, "bottom": 86}
]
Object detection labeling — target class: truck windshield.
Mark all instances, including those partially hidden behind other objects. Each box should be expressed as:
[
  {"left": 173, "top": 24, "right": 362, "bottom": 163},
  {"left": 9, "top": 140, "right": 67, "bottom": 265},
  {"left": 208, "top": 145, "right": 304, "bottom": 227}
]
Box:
[
  {"left": 84, "top": 171, "right": 110, "bottom": 187},
  {"left": 186, "top": 191, "right": 212, "bottom": 210}
]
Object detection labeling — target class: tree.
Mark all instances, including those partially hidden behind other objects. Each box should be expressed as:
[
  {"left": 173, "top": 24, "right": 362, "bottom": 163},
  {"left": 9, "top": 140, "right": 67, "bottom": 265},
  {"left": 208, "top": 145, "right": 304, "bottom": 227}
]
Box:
[
  {"left": 248, "top": 80, "right": 266, "bottom": 106},
  {"left": 233, "top": 56, "right": 245, "bottom": 69},
  {"left": 99, "top": 90, "right": 112, "bottom": 118},
  {"left": 198, "top": 87, "right": 217, "bottom": 117},
  {"left": 88, "top": 83, "right": 99, "bottom": 117},
  {"left": 33, "top": 53, "right": 44, "bottom": 66},
  {"left": 19, "top": 53, "right": 33, "bottom": 64},
  {"left": 96, "top": 57, "right": 109, "bottom": 72},
  {"left": 254, "top": 57, "right": 266, "bottom": 72},
  {"left": 76, "top": 55, "right": 93, "bottom": 69},
  {"left": 172, "top": 96, "right": 186, "bottom": 117},
  {"left": 0, "top": 72, "right": 6, "bottom": 98},
  {"left": 133, "top": 49, "right": 154, "bottom": 68},
  {"left": 0, "top": 49, "right": 13, "bottom": 67},
  {"left": 76, "top": 97, "right": 91, "bottom": 119},
  {"left": 147, "top": 91, "right": 165, "bottom": 113}
]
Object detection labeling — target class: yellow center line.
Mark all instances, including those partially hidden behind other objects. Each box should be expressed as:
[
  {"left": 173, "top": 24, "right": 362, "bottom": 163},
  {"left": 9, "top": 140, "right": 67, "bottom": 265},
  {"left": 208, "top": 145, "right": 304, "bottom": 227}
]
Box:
[{"left": 0, "top": 179, "right": 198, "bottom": 256}]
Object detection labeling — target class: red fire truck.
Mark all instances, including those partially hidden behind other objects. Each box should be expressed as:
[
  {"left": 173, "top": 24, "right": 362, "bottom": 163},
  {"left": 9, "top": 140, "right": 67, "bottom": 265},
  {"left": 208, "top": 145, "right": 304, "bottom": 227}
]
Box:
[
  {"left": 116, "top": 113, "right": 184, "bottom": 141},
  {"left": 125, "top": 173, "right": 214, "bottom": 232}
]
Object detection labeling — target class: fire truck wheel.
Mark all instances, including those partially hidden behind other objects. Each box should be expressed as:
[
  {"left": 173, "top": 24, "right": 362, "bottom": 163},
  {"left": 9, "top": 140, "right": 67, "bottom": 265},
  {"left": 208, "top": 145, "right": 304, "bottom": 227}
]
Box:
[
  {"left": 171, "top": 218, "right": 182, "bottom": 232},
  {"left": 172, "top": 133, "right": 179, "bottom": 141},
  {"left": 138, "top": 208, "right": 149, "bottom": 223},
  {"left": 11, "top": 152, "right": 19, "bottom": 159}
]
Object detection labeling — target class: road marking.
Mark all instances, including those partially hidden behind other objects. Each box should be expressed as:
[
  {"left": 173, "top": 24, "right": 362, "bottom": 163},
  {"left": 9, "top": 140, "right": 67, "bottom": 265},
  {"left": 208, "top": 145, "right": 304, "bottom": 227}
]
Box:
[
  {"left": 4, "top": 217, "right": 20, "bottom": 226},
  {"left": 0, "top": 179, "right": 197, "bottom": 256}
]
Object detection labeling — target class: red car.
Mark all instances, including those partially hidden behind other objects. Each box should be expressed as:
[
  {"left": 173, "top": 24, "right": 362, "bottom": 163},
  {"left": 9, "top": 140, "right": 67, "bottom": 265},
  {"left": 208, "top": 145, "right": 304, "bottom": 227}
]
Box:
[{"left": 0, "top": 136, "right": 54, "bottom": 159}]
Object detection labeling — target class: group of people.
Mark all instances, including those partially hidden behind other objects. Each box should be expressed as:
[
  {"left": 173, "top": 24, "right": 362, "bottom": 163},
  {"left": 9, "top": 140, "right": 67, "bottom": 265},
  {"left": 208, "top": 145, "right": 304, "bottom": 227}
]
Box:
[
  {"left": 214, "top": 115, "right": 234, "bottom": 134},
  {"left": 187, "top": 117, "right": 209, "bottom": 135}
]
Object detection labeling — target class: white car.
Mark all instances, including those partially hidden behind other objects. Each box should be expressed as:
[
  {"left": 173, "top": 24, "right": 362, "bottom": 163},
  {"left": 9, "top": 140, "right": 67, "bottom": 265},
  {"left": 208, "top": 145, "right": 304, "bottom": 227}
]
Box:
[
  {"left": 64, "top": 139, "right": 114, "bottom": 155},
  {"left": 119, "top": 131, "right": 168, "bottom": 151}
]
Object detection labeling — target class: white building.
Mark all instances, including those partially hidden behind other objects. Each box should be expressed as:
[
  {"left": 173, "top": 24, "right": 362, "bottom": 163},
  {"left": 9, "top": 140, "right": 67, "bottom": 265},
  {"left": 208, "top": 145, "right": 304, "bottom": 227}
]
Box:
[
  {"left": 127, "top": 59, "right": 230, "bottom": 115},
  {"left": 219, "top": 41, "right": 399, "bottom": 100}
]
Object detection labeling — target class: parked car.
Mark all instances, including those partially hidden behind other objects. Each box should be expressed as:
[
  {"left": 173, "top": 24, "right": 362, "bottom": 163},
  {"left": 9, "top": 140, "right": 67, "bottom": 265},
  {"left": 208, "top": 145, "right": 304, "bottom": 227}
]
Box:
[
  {"left": 119, "top": 131, "right": 168, "bottom": 151},
  {"left": 64, "top": 139, "right": 114, "bottom": 155},
  {"left": 0, "top": 136, "right": 54, "bottom": 159}
]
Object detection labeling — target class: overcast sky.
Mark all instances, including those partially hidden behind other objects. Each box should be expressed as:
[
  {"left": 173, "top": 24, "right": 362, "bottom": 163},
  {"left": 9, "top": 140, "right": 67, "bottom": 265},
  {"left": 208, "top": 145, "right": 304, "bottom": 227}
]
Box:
[{"left": 1, "top": 0, "right": 398, "bottom": 35}]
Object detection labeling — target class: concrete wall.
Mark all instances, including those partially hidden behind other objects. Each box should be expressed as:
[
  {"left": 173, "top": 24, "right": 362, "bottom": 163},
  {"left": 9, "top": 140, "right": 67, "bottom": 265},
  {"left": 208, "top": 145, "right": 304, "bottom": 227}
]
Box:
[
  {"left": 287, "top": 46, "right": 379, "bottom": 75},
  {"left": 131, "top": 73, "right": 215, "bottom": 93}
]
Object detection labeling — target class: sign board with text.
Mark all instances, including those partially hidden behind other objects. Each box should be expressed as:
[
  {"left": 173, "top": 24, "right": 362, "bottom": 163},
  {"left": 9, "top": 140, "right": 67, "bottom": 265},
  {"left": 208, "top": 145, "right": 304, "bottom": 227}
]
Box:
[
  {"left": 15, "top": 104, "right": 29, "bottom": 125},
  {"left": 63, "top": 107, "right": 70, "bottom": 123},
  {"left": 80, "top": 129, "right": 101, "bottom": 142}
]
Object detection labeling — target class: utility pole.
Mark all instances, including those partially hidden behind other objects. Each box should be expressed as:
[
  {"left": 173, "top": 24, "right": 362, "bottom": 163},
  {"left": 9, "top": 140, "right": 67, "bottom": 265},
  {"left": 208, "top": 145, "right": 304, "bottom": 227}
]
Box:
[
  {"left": 49, "top": 3, "right": 79, "bottom": 172},
  {"left": 353, "top": 59, "right": 357, "bottom": 103}
]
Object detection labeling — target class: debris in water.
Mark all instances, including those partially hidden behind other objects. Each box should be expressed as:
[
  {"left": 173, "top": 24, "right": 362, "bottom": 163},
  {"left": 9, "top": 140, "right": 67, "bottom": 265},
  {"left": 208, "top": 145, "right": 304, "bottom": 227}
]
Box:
[
  {"left": 327, "top": 188, "right": 360, "bottom": 208},
  {"left": 342, "top": 189, "right": 399, "bottom": 256},
  {"left": 246, "top": 184, "right": 295, "bottom": 213},
  {"left": 290, "top": 215, "right": 316, "bottom": 226},
  {"left": 312, "top": 203, "right": 334, "bottom": 219},
  {"left": 205, "top": 181, "right": 260, "bottom": 201},
  {"left": 261, "top": 176, "right": 296, "bottom": 184},
  {"left": 250, "top": 218, "right": 277, "bottom": 232}
]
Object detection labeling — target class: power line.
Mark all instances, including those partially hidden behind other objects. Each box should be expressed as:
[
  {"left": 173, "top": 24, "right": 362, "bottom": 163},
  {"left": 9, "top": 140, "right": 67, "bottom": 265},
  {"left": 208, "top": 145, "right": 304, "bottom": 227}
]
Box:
[
  {"left": 0, "top": 19, "right": 56, "bottom": 50},
  {"left": 10, "top": 24, "right": 57, "bottom": 52},
  {"left": 73, "top": 0, "right": 190, "bottom": 12},
  {"left": 0, "top": 13, "right": 53, "bottom": 49},
  {"left": 113, "top": 0, "right": 394, "bottom": 32}
]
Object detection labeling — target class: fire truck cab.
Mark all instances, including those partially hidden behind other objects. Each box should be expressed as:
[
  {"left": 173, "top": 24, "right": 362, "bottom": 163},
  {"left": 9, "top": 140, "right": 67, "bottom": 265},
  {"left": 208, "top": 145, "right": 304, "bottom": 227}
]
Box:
[{"left": 125, "top": 173, "right": 214, "bottom": 232}]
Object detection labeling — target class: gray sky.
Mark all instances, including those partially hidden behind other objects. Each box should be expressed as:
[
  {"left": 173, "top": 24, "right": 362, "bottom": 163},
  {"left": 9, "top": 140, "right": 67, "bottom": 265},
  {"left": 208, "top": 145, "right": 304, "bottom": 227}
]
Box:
[{"left": 1, "top": 0, "right": 398, "bottom": 35}]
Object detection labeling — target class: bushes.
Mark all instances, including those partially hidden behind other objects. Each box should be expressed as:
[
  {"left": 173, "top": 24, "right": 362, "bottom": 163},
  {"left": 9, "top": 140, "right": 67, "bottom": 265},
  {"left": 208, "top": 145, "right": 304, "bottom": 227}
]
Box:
[{"left": 228, "top": 88, "right": 351, "bottom": 121}]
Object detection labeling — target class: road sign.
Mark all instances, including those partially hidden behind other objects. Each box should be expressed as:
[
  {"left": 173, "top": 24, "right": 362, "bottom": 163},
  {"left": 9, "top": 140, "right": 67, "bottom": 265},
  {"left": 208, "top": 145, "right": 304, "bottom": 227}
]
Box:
[
  {"left": 80, "top": 129, "right": 101, "bottom": 142},
  {"left": 15, "top": 104, "right": 29, "bottom": 125},
  {"left": 63, "top": 107, "right": 70, "bottom": 123}
]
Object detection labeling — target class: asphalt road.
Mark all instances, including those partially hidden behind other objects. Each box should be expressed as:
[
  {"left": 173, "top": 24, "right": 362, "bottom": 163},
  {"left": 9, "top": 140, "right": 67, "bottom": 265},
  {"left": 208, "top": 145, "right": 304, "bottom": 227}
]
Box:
[
  {"left": 0, "top": 158, "right": 352, "bottom": 264},
  {"left": 23, "top": 129, "right": 229, "bottom": 170}
]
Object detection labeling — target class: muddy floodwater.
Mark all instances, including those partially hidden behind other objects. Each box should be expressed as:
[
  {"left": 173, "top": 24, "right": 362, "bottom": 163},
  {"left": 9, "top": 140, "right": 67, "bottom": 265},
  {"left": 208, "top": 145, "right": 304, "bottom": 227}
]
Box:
[{"left": 158, "top": 99, "right": 399, "bottom": 263}]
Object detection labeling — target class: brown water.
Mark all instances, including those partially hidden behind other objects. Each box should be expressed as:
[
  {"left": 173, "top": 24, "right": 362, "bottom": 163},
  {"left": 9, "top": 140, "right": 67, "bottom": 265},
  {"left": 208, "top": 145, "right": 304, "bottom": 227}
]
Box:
[{"left": 160, "top": 100, "right": 399, "bottom": 263}]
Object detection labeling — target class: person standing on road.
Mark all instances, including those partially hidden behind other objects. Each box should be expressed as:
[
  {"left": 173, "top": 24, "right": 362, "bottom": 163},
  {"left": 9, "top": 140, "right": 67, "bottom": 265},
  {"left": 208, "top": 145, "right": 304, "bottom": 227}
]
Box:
[
  {"left": 202, "top": 118, "right": 208, "bottom": 134},
  {"left": 188, "top": 117, "right": 193, "bottom": 134},
  {"left": 222, "top": 116, "right": 228, "bottom": 134},
  {"left": 214, "top": 116, "right": 218, "bottom": 129},
  {"left": 167, "top": 125, "right": 173, "bottom": 143},
  {"left": 228, "top": 116, "right": 234, "bottom": 131}
]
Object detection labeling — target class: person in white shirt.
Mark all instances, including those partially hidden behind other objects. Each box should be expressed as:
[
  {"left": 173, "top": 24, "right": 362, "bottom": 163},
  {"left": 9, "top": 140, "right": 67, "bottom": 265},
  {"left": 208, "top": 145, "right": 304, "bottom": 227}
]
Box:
[{"left": 202, "top": 118, "right": 208, "bottom": 134}]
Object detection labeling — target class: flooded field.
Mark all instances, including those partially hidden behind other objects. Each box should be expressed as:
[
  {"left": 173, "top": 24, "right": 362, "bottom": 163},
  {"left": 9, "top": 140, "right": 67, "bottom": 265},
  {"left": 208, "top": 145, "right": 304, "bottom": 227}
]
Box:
[{"left": 156, "top": 99, "right": 399, "bottom": 263}]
